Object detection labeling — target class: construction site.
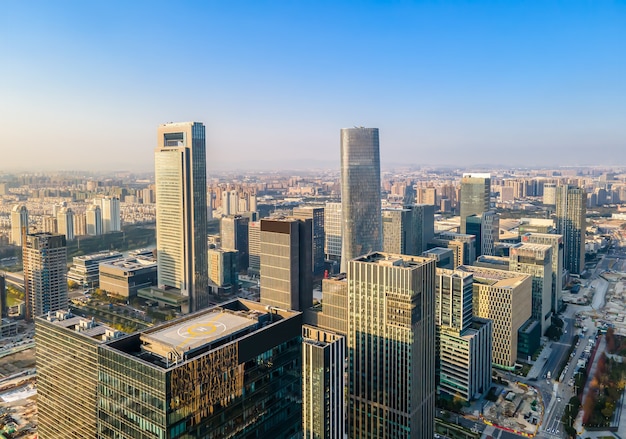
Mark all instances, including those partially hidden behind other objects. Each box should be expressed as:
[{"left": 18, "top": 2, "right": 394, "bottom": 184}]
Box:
[
  {"left": 482, "top": 381, "right": 542, "bottom": 437},
  {"left": 0, "top": 347, "right": 37, "bottom": 438}
]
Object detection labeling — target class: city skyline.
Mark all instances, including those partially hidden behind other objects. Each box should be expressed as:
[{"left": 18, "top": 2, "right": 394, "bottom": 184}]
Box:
[{"left": 2, "top": 2, "right": 626, "bottom": 171}]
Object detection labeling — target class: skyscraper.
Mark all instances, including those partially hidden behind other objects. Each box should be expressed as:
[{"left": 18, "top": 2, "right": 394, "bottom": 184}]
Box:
[
  {"left": 259, "top": 217, "right": 312, "bottom": 311},
  {"left": 293, "top": 206, "right": 326, "bottom": 277},
  {"left": 56, "top": 207, "right": 74, "bottom": 240},
  {"left": 324, "top": 201, "right": 342, "bottom": 262},
  {"left": 155, "top": 122, "right": 209, "bottom": 312},
  {"left": 340, "top": 127, "right": 382, "bottom": 272},
  {"left": 10, "top": 204, "right": 28, "bottom": 246},
  {"left": 86, "top": 204, "right": 102, "bottom": 236},
  {"left": 556, "top": 185, "right": 587, "bottom": 275},
  {"left": 348, "top": 253, "right": 435, "bottom": 438},
  {"left": 220, "top": 214, "right": 250, "bottom": 272},
  {"left": 522, "top": 232, "right": 564, "bottom": 313},
  {"left": 23, "top": 233, "right": 68, "bottom": 321},
  {"left": 98, "top": 197, "right": 121, "bottom": 234},
  {"left": 460, "top": 173, "right": 491, "bottom": 234}
]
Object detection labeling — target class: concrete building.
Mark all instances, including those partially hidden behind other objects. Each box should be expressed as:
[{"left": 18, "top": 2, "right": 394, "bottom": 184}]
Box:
[
  {"left": 543, "top": 183, "right": 557, "bottom": 205},
  {"left": 521, "top": 232, "right": 564, "bottom": 313},
  {"left": 73, "top": 212, "right": 87, "bottom": 237},
  {"left": 260, "top": 217, "right": 312, "bottom": 311},
  {"left": 340, "top": 127, "right": 382, "bottom": 272},
  {"left": 154, "top": 122, "right": 209, "bottom": 313},
  {"left": 99, "top": 196, "right": 121, "bottom": 233},
  {"left": 23, "top": 233, "right": 68, "bottom": 321},
  {"left": 86, "top": 204, "right": 102, "bottom": 236},
  {"left": 98, "top": 299, "right": 303, "bottom": 438},
  {"left": 324, "top": 201, "right": 342, "bottom": 262},
  {"left": 248, "top": 220, "right": 261, "bottom": 277},
  {"left": 509, "top": 242, "right": 553, "bottom": 334},
  {"left": 460, "top": 173, "right": 491, "bottom": 235},
  {"left": 293, "top": 206, "right": 326, "bottom": 277},
  {"left": 207, "top": 248, "right": 238, "bottom": 293},
  {"left": 67, "top": 251, "right": 123, "bottom": 288},
  {"left": 348, "top": 253, "right": 435, "bottom": 438},
  {"left": 35, "top": 310, "right": 123, "bottom": 439},
  {"left": 99, "top": 257, "right": 157, "bottom": 298},
  {"left": 422, "top": 247, "right": 455, "bottom": 269},
  {"left": 430, "top": 232, "right": 477, "bottom": 267},
  {"left": 220, "top": 215, "right": 250, "bottom": 272},
  {"left": 56, "top": 207, "right": 74, "bottom": 240},
  {"left": 556, "top": 185, "right": 587, "bottom": 275},
  {"left": 457, "top": 265, "right": 532, "bottom": 368},
  {"left": 302, "top": 325, "right": 346, "bottom": 439},
  {"left": 10, "top": 204, "right": 28, "bottom": 246}
]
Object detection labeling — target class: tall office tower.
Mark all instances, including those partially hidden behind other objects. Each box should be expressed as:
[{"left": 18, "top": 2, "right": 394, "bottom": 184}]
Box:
[
  {"left": 221, "top": 190, "right": 231, "bottom": 215},
  {"left": 86, "top": 204, "right": 102, "bottom": 236},
  {"left": 324, "top": 201, "right": 342, "bottom": 262},
  {"left": 155, "top": 122, "right": 209, "bottom": 312},
  {"left": 460, "top": 173, "right": 491, "bottom": 234},
  {"left": 56, "top": 207, "right": 75, "bottom": 240},
  {"left": 10, "top": 204, "right": 28, "bottom": 246},
  {"left": 556, "top": 185, "right": 587, "bottom": 275},
  {"left": 293, "top": 206, "right": 326, "bottom": 277},
  {"left": 543, "top": 183, "right": 557, "bottom": 205},
  {"left": 97, "top": 300, "right": 302, "bottom": 438},
  {"left": 221, "top": 215, "right": 250, "bottom": 272},
  {"left": 408, "top": 204, "right": 435, "bottom": 254},
  {"left": 100, "top": 196, "right": 121, "bottom": 233},
  {"left": 207, "top": 248, "right": 238, "bottom": 293},
  {"left": 340, "top": 127, "right": 382, "bottom": 272},
  {"left": 73, "top": 213, "right": 87, "bottom": 237},
  {"left": 260, "top": 217, "right": 312, "bottom": 311},
  {"left": 248, "top": 221, "right": 261, "bottom": 276},
  {"left": 435, "top": 268, "right": 492, "bottom": 401},
  {"left": 417, "top": 187, "right": 437, "bottom": 206},
  {"left": 23, "top": 233, "right": 68, "bottom": 321},
  {"left": 348, "top": 253, "right": 435, "bottom": 438},
  {"left": 382, "top": 208, "right": 411, "bottom": 254},
  {"left": 35, "top": 311, "right": 122, "bottom": 439},
  {"left": 457, "top": 265, "right": 531, "bottom": 368},
  {"left": 430, "top": 232, "right": 477, "bottom": 267},
  {"left": 466, "top": 210, "right": 499, "bottom": 256},
  {"left": 522, "top": 233, "right": 564, "bottom": 313},
  {"left": 302, "top": 325, "right": 346, "bottom": 439},
  {"left": 509, "top": 243, "right": 553, "bottom": 334}
]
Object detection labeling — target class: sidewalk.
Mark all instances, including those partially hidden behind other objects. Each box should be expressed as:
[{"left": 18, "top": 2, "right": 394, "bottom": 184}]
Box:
[{"left": 527, "top": 343, "right": 553, "bottom": 380}]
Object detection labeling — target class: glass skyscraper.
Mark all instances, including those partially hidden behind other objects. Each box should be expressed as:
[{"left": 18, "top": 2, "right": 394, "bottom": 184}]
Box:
[
  {"left": 556, "top": 184, "right": 586, "bottom": 275},
  {"left": 340, "top": 127, "right": 382, "bottom": 272},
  {"left": 459, "top": 173, "right": 491, "bottom": 235},
  {"left": 155, "top": 122, "right": 209, "bottom": 312}
]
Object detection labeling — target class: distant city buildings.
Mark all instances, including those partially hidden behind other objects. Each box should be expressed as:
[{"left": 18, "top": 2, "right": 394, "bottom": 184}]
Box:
[{"left": 10, "top": 204, "right": 28, "bottom": 245}]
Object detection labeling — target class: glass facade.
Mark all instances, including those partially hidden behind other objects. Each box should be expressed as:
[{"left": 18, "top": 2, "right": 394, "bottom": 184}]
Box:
[
  {"left": 340, "top": 128, "right": 382, "bottom": 272},
  {"left": 460, "top": 174, "right": 490, "bottom": 235},
  {"left": 556, "top": 185, "right": 586, "bottom": 275}
]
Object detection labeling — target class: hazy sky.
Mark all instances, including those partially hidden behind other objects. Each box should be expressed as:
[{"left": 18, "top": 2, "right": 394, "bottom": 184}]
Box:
[{"left": 1, "top": 1, "right": 625, "bottom": 172}]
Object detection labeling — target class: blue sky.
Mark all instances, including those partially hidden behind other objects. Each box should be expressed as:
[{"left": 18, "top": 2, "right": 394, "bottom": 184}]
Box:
[{"left": 1, "top": 1, "right": 625, "bottom": 171}]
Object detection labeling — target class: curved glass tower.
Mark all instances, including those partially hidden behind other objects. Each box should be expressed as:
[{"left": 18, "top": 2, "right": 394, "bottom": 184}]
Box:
[{"left": 340, "top": 127, "right": 382, "bottom": 272}]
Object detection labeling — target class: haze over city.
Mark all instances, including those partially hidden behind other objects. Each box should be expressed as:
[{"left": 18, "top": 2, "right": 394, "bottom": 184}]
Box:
[{"left": 2, "top": 1, "right": 625, "bottom": 171}]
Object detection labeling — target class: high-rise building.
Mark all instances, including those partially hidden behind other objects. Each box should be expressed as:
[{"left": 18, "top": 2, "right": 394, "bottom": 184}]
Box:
[
  {"left": 86, "top": 204, "right": 102, "bottom": 236},
  {"left": 302, "top": 325, "right": 346, "bottom": 439},
  {"left": 10, "top": 204, "right": 28, "bottom": 246},
  {"left": 23, "top": 233, "right": 68, "bottom": 321},
  {"left": 522, "top": 232, "right": 564, "bottom": 313},
  {"left": 260, "top": 217, "right": 312, "bottom": 311},
  {"left": 340, "top": 127, "right": 382, "bottom": 272},
  {"left": 207, "top": 247, "right": 238, "bottom": 293},
  {"left": 509, "top": 242, "right": 553, "bottom": 334},
  {"left": 220, "top": 215, "right": 250, "bottom": 272},
  {"left": 348, "top": 253, "right": 435, "bottom": 438},
  {"left": 460, "top": 173, "right": 491, "bottom": 234},
  {"left": 324, "top": 201, "right": 342, "bottom": 262},
  {"left": 155, "top": 122, "right": 209, "bottom": 312},
  {"left": 466, "top": 210, "right": 499, "bottom": 256},
  {"left": 293, "top": 206, "right": 326, "bottom": 277},
  {"left": 417, "top": 187, "right": 437, "bottom": 206},
  {"left": 98, "top": 299, "right": 303, "bottom": 438},
  {"left": 556, "top": 185, "right": 587, "bottom": 275},
  {"left": 73, "top": 213, "right": 87, "bottom": 237},
  {"left": 434, "top": 268, "right": 492, "bottom": 401},
  {"left": 543, "top": 183, "right": 557, "bottom": 205},
  {"left": 248, "top": 221, "right": 261, "bottom": 276},
  {"left": 0, "top": 275, "right": 5, "bottom": 318},
  {"left": 457, "top": 265, "right": 531, "bottom": 368},
  {"left": 100, "top": 197, "right": 121, "bottom": 233},
  {"left": 382, "top": 208, "right": 415, "bottom": 255},
  {"left": 430, "top": 232, "right": 477, "bottom": 267},
  {"left": 35, "top": 310, "right": 123, "bottom": 439},
  {"left": 56, "top": 207, "right": 75, "bottom": 240}
]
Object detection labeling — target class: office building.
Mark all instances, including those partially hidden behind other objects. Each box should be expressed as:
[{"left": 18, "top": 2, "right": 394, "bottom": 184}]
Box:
[
  {"left": 293, "top": 206, "right": 326, "bottom": 277},
  {"left": 340, "top": 127, "right": 382, "bottom": 272},
  {"left": 221, "top": 214, "right": 250, "bottom": 272},
  {"left": 556, "top": 185, "right": 587, "bottom": 275},
  {"left": 422, "top": 247, "right": 455, "bottom": 269},
  {"left": 67, "top": 251, "right": 123, "bottom": 289},
  {"left": 99, "top": 257, "right": 157, "bottom": 298},
  {"left": 429, "top": 232, "right": 477, "bottom": 267},
  {"left": 98, "top": 299, "right": 303, "bottom": 438},
  {"left": 86, "top": 204, "right": 102, "bottom": 236},
  {"left": 324, "top": 201, "right": 342, "bottom": 262},
  {"left": 56, "top": 207, "right": 75, "bottom": 240},
  {"left": 509, "top": 243, "right": 553, "bottom": 334},
  {"left": 457, "top": 265, "right": 531, "bottom": 368},
  {"left": 207, "top": 247, "right": 238, "bottom": 294},
  {"left": 260, "top": 217, "right": 312, "bottom": 311},
  {"left": 348, "top": 253, "right": 435, "bottom": 438},
  {"left": 417, "top": 187, "right": 437, "bottom": 206},
  {"left": 23, "top": 233, "right": 68, "bottom": 321},
  {"left": 466, "top": 210, "right": 499, "bottom": 256},
  {"left": 302, "top": 325, "right": 346, "bottom": 439},
  {"left": 382, "top": 205, "right": 434, "bottom": 256},
  {"left": 154, "top": 122, "right": 209, "bottom": 312},
  {"left": 100, "top": 197, "right": 121, "bottom": 233},
  {"left": 522, "top": 232, "right": 564, "bottom": 313},
  {"left": 460, "top": 173, "right": 491, "bottom": 234},
  {"left": 543, "top": 183, "right": 557, "bottom": 205},
  {"left": 10, "top": 204, "right": 28, "bottom": 246},
  {"left": 35, "top": 310, "right": 123, "bottom": 439},
  {"left": 248, "top": 221, "right": 261, "bottom": 276}
]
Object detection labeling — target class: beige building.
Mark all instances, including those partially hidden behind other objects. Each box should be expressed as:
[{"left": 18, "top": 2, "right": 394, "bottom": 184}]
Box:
[{"left": 457, "top": 265, "right": 532, "bottom": 368}]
